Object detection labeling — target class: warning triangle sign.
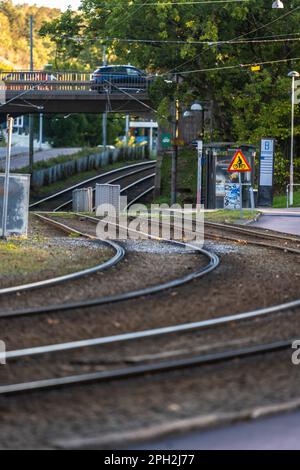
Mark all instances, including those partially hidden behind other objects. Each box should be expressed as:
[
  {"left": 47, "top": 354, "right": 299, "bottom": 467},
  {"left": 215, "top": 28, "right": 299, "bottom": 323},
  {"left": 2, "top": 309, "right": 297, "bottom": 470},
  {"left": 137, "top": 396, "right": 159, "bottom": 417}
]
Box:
[{"left": 228, "top": 149, "right": 252, "bottom": 172}]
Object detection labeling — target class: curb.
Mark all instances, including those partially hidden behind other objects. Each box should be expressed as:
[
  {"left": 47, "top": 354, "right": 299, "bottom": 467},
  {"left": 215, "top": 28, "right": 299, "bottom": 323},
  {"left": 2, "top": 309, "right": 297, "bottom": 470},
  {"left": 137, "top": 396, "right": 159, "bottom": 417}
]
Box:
[{"left": 52, "top": 397, "right": 300, "bottom": 450}]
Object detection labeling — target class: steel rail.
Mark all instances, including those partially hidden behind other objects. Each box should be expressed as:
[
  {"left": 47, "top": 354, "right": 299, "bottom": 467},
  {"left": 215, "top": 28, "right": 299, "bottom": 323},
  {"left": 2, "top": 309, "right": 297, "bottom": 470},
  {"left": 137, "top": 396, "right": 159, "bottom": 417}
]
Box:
[
  {"left": 125, "top": 186, "right": 155, "bottom": 210},
  {"left": 54, "top": 166, "right": 156, "bottom": 212},
  {"left": 156, "top": 208, "right": 300, "bottom": 245},
  {"left": 205, "top": 220, "right": 300, "bottom": 244},
  {"left": 136, "top": 209, "right": 300, "bottom": 255},
  {"left": 0, "top": 338, "right": 292, "bottom": 396},
  {"left": 0, "top": 214, "right": 125, "bottom": 296},
  {"left": 92, "top": 173, "right": 155, "bottom": 212},
  {"left": 0, "top": 216, "right": 219, "bottom": 319},
  {"left": 120, "top": 173, "right": 155, "bottom": 194},
  {"left": 6, "top": 279, "right": 300, "bottom": 360},
  {"left": 29, "top": 160, "right": 156, "bottom": 209}
]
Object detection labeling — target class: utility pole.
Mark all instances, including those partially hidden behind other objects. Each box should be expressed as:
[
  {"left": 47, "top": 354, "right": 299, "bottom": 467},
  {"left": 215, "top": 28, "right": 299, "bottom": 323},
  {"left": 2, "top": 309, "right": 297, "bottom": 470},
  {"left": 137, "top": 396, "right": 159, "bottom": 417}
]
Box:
[
  {"left": 125, "top": 114, "right": 130, "bottom": 146},
  {"left": 29, "top": 15, "right": 34, "bottom": 175},
  {"left": 171, "top": 74, "right": 179, "bottom": 205},
  {"left": 39, "top": 113, "right": 43, "bottom": 150},
  {"left": 1, "top": 116, "right": 13, "bottom": 239},
  {"left": 288, "top": 71, "right": 300, "bottom": 206},
  {"left": 102, "top": 43, "right": 108, "bottom": 149}
]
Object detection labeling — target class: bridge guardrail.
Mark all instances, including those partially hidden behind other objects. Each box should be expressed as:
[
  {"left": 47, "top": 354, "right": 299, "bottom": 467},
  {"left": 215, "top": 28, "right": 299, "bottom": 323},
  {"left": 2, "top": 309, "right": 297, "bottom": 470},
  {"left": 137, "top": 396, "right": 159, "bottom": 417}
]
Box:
[{"left": 0, "top": 71, "right": 151, "bottom": 93}]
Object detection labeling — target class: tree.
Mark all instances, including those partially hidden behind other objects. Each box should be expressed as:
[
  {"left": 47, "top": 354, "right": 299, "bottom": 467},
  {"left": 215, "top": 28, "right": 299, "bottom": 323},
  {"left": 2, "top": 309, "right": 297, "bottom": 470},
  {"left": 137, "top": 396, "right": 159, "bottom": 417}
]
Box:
[{"left": 40, "top": 0, "right": 300, "bottom": 189}]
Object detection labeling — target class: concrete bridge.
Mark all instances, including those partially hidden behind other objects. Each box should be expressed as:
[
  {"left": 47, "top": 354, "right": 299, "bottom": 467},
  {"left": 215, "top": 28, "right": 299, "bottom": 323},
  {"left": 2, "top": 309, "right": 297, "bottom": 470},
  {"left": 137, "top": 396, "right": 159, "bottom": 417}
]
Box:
[{"left": 0, "top": 70, "right": 153, "bottom": 122}]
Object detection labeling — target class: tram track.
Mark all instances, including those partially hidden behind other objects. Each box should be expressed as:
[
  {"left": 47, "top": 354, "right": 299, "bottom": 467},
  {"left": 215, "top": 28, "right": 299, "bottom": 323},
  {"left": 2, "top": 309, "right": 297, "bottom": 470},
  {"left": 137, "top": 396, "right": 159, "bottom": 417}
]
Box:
[
  {"left": 0, "top": 212, "right": 300, "bottom": 396},
  {"left": 2, "top": 176, "right": 300, "bottom": 399},
  {"left": 29, "top": 160, "right": 156, "bottom": 212}
]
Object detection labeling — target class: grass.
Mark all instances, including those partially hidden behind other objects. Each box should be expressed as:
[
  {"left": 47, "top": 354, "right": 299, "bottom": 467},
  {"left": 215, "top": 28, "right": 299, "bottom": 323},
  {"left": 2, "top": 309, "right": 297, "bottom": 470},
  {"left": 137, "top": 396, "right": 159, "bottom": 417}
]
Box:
[
  {"left": 273, "top": 190, "right": 300, "bottom": 208},
  {"left": 204, "top": 210, "right": 259, "bottom": 224},
  {"left": 30, "top": 159, "right": 148, "bottom": 198},
  {"left": 0, "top": 237, "right": 111, "bottom": 287}
]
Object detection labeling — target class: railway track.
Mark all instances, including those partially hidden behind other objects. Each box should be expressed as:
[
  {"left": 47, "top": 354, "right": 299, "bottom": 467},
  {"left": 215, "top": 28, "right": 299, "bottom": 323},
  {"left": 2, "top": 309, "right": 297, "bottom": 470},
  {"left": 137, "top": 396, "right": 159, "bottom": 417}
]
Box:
[
  {"left": 0, "top": 216, "right": 125, "bottom": 296},
  {"left": 0, "top": 212, "right": 299, "bottom": 396},
  {"left": 30, "top": 160, "right": 156, "bottom": 212}
]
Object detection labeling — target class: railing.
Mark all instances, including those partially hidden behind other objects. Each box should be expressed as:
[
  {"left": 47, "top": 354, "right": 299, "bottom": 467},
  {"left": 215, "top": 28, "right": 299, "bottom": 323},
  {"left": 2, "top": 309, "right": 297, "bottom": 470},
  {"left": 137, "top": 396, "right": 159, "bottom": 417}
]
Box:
[
  {"left": 286, "top": 183, "right": 300, "bottom": 208},
  {"left": 0, "top": 70, "right": 151, "bottom": 93}
]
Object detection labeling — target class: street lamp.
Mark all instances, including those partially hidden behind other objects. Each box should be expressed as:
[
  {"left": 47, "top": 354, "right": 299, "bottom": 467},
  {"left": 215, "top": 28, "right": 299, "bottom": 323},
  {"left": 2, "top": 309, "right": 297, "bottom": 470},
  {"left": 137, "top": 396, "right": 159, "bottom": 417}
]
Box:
[
  {"left": 184, "top": 100, "right": 205, "bottom": 207},
  {"left": 288, "top": 70, "right": 300, "bottom": 206},
  {"left": 272, "top": 0, "right": 284, "bottom": 8}
]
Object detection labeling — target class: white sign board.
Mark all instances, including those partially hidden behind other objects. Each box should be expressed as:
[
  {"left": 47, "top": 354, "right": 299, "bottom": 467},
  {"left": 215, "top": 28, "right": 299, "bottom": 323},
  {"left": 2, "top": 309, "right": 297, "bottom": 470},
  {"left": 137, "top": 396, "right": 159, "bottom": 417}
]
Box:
[
  {"left": 260, "top": 139, "right": 275, "bottom": 187},
  {"left": 0, "top": 174, "right": 30, "bottom": 236}
]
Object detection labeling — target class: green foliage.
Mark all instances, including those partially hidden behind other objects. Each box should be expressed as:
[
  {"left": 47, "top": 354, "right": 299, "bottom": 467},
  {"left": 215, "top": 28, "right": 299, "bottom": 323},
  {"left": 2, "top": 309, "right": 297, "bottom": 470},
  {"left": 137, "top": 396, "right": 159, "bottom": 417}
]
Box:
[
  {"left": 43, "top": 113, "right": 125, "bottom": 148},
  {"left": 0, "top": 0, "right": 59, "bottom": 69},
  {"left": 6, "top": 0, "right": 300, "bottom": 191},
  {"left": 155, "top": 149, "right": 198, "bottom": 205}
]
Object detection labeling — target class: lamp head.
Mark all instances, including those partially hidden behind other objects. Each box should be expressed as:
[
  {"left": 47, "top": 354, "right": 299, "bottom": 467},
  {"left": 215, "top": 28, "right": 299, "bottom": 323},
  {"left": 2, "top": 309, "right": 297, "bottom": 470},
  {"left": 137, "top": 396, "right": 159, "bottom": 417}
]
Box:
[
  {"left": 288, "top": 71, "right": 300, "bottom": 78},
  {"left": 190, "top": 100, "right": 203, "bottom": 112},
  {"left": 272, "top": 0, "right": 284, "bottom": 8}
]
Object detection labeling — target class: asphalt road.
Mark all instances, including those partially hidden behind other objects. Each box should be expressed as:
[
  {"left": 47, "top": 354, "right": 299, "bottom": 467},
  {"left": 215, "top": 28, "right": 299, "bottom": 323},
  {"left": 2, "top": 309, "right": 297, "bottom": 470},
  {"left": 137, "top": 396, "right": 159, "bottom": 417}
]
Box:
[
  {"left": 0, "top": 147, "right": 81, "bottom": 170},
  {"left": 251, "top": 210, "right": 300, "bottom": 236},
  {"left": 132, "top": 411, "right": 300, "bottom": 450}
]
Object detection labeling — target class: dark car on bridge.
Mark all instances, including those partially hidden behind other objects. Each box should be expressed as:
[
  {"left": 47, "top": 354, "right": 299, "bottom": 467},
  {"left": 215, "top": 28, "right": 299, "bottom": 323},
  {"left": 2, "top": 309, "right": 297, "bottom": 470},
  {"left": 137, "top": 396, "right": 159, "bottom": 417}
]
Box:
[{"left": 90, "top": 65, "right": 150, "bottom": 93}]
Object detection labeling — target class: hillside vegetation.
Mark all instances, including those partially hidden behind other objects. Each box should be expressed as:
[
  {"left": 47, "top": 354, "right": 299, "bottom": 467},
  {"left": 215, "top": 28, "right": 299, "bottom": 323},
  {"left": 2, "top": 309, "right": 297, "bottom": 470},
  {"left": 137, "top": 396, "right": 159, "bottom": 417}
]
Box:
[{"left": 0, "top": 0, "right": 59, "bottom": 70}]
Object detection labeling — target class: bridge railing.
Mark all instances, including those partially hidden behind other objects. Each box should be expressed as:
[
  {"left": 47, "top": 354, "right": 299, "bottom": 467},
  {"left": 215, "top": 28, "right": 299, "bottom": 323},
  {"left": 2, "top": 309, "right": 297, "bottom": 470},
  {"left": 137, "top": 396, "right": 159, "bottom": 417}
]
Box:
[{"left": 0, "top": 71, "right": 152, "bottom": 93}]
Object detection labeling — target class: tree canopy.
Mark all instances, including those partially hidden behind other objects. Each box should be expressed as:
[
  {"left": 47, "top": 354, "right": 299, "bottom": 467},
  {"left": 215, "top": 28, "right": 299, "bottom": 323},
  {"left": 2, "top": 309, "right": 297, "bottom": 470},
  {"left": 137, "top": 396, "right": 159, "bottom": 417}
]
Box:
[{"left": 0, "top": 0, "right": 59, "bottom": 70}]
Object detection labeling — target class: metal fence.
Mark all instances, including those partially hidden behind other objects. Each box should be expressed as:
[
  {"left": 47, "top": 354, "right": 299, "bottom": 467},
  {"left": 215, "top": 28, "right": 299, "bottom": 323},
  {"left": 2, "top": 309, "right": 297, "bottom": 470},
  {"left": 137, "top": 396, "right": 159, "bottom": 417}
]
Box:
[{"left": 0, "top": 70, "right": 151, "bottom": 93}]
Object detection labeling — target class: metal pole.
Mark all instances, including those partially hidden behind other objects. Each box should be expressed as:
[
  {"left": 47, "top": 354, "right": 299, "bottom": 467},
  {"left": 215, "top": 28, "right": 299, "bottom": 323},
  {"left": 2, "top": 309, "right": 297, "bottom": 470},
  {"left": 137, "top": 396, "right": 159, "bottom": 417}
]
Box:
[
  {"left": 197, "top": 140, "right": 203, "bottom": 208},
  {"left": 125, "top": 114, "right": 130, "bottom": 146},
  {"left": 171, "top": 74, "right": 179, "bottom": 205},
  {"left": 103, "top": 44, "right": 107, "bottom": 67},
  {"left": 290, "top": 75, "right": 295, "bottom": 206},
  {"left": 1, "top": 116, "right": 13, "bottom": 239},
  {"left": 171, "top": 98, "right": 179, "bottom": 205},
  {"left": 38, "top": 113, "right": 43, "bottom": 150},
  {"left": 149, "top": 123, "right": 153, "bottom": 156},
  {"left": 102, "top": 45, "right": 108, "bottom": 150},
  {"left": 29, "top": 15, "right": 34, "bottom": 175},
  {"left": 239, "top": 172, "right": 243, "bottom": 219}
]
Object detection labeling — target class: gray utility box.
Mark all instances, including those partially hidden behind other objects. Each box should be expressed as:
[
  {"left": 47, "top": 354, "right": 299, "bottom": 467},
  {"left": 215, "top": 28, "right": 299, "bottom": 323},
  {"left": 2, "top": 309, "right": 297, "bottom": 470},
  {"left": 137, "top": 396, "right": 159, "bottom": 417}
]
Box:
[
  {"left": 95, "top": 184, "right": 121, "bottom": 215},
  {"left": 72, "top": 187, "right": 93, "bottom": 212},
  {"left": 0, "top": 173, "right": 30, "bottom": 237}
]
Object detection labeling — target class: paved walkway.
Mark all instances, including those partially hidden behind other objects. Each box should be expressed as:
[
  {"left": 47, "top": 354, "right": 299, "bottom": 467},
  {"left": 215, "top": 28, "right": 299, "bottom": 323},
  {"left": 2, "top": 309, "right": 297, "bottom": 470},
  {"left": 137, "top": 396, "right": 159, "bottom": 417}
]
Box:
[
  {"left": 132, "top": 411, "right": 300, "bottom": 450},
  {"left": 0, "top": 147, "right": 81, "bottom": 170},
  {"left": 251, "top": 208, "right": 300, "bottom": 236}
]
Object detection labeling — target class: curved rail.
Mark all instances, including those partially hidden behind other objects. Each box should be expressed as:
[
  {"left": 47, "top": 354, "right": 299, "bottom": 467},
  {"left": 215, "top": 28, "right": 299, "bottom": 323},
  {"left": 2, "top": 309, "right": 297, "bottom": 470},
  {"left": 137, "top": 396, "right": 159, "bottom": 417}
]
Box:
[
  {"left": 56, "top": 167, "right": 155, "bottom": 213},
  {"left": 2, "top": 215, "right": 299, "bottom": 395},
  {"left": 29, "top": 160, "right": 156, "bottom": 210},
  {"left": 125, "top": 185, "right": 155, "bottom": 210},
  {"left": 0, "top": 214, "right": 125, "bottom": 296},
  {"left": 0, "top": 216, "right": 219, "bottom": 318}
]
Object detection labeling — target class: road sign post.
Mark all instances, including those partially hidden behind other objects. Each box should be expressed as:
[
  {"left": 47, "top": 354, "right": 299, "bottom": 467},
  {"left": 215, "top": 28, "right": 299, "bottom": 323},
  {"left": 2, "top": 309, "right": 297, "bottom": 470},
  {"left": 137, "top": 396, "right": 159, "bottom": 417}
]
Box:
[
  {"left": 1, "top": 116, "right": 13, "bottom": 239},
  {"left": 227, "top": 149, "right": 252, "bottom": 218},
  {"left": 238, "top": 172, "right": 243, "bottom": 218},
  {"left": 258, "top": 138, "right": 275, "bottom": 207},
  {"left": 196, "top": 140, "right": 203, "bottom": 208}
]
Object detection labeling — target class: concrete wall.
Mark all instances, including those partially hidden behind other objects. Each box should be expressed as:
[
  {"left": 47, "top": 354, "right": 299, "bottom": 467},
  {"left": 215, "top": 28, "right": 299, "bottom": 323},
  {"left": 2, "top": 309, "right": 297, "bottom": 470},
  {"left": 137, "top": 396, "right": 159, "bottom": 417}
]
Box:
[{"left": 31, "top": 146, "right": 147, "bottom": 188}]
